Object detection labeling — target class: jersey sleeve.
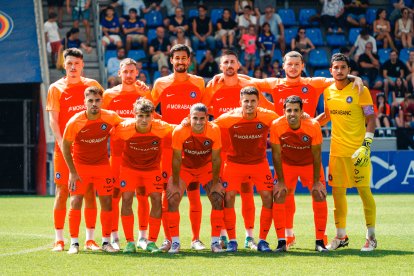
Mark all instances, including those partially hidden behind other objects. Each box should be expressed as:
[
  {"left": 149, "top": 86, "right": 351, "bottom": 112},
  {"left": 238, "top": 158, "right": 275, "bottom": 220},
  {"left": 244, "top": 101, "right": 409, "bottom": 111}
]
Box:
[
  {"left": 307, "top": 77, "right": 332, "bottom": 89},
  {"left": 46, "top": 86, "right": 61, "bottom": 112},
  {"left": 171, "top": 126, "right": 186, "bottom": 150},
  {"left": 63, "top": 115, "right": 83, "bottom": 141},
  {"left": 359, "top": 87, "right": 374, "bottom": 106},
  {"left": 151, "top": 79, "right": 163, "bottom": 107},
  {"left": 210, "top": 123, "right": 222, "bottom": 150},
  {"left": 310, "top": 119, "right": 322, "bottom": 145},
  {"left": 269, "top": 120, "right": 281, "bottom": 144}
]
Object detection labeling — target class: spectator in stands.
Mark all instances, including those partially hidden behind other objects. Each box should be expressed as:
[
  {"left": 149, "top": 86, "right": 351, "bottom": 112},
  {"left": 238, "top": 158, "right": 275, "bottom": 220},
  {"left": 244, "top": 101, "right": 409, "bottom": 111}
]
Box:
[
  {"left": 375, "top": 93, "right": 392, "bottom": 136},
  {"left": 257, "top": 22, "right": 275, "bottom": 69},
  {"left": 320, "top": 0, "right": 345, "bottom": 33},
  {"left": 123, "top": 8, "right": 148, "bottom": 53},
  {"left": 136, "top": 60, "right": 149, "bottom": 80},
  {"left": 67, "top": 0, "right": 92, "bottom": 45},
  {"left": 44, "top": 12, "right": 61, "bottom": 66},
  {"left": 389, "top": 0, "right": 413, "bottom": 24},
  {"left": 47, "top": 0, "right": 64, "bottom": 28},
  {"left": 394, "top": 8, "right": 413, "bottom": 49},
  {"left": 160, "top": 0, "right": 183, "bottom": 17},
  {"left": 111, "top": 0, "right": 160, "bottom": 24},
  {"left": 215, "top": 8, "right": 238, "bottom": 49},
  {"left": 343, "top": 0, "right": 368, "bottom": 27},
  {"left": 391, "top": 77, "right": 410, "bottom": 116},
  {"left": 188, "top": 51, "right": 197, "bottom": 74},
  {"left": 349, "top": 28, "right": 376, "bottom": 62},
  {"left": 237, "top": 5, "right": 257, "bottom": 35},
  {"left": 234, "top": 0, "right": 253, "bottom": 15},
  {"left": 405, "top": 51, "right": 414, "bottom": 91},
  {"left": 239, "top": 25, "right": 257, "bottom": 71},
  {"left": 160, "top": 65, "right": 171, "bottom": 77},
  {"left": 101, "top": 6, "right": 123, "bottom": 49},
  {"left": 340, "top": 46, "right": 359, "bottom": 75},
  {"left": 198, "top": 49, "right": 219, "bottom": 82},
  {"left": 138, "top": 71, "right": 150, "bottom": 85},
  {"left": 60, "top": 27, "right": 92, "bottom": 53},
  {"left": 396, "top": 94, "right": 414, "bottom": 128},
  {"left": 357, "top": 42, "right": 382, "bottom": 89},
  {"left": 383, "top": 50, "right": 408, "bottom": 99},
  {"left": 149, "top": 26, "right": 171, "bottom": 71},
  {"left": 268, "top": 60, "right": 283, "bottom": 78},
  {"left": 291, "top": 27, "right": 315, "bottom": 62},
  {"left": 107, "top": 47, "right": 126, "bottom": 88},
  {"left": 254, "top": 0, "right": 276, "bottom": 15},
  {"left": 258, "top": 6, "right": 285, "bottom": 54},
  {"left": 171, "top": 26, "right": 191, "bottom": 47},
  {"left": 373, "top": 9, "right": 397, "bottom": 51},
  {"left": 191, "top": 4, "right": 215, "bottom": 50},
  {"left": 167, "top": 7, "right": 189, "bottom": 41}
]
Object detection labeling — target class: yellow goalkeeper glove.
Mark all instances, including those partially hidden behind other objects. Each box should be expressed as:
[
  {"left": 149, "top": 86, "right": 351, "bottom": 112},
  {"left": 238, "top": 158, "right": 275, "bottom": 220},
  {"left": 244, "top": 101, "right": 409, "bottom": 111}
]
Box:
[{"left": 351, "top": 135, "right": 373, "bottom": 167}]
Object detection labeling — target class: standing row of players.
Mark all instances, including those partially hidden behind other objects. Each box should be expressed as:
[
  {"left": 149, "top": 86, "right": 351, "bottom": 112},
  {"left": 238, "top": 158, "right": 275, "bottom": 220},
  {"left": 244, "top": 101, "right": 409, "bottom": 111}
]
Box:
[{"left": 47, "top": 45, "right": 377, "bottom": 254}]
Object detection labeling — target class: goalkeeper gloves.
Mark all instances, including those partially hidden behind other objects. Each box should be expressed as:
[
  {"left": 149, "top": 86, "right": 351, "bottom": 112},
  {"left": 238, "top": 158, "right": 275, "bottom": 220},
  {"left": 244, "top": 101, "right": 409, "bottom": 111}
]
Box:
[{"left": 351, "top": 134, "right": 373, "bottom": 167}]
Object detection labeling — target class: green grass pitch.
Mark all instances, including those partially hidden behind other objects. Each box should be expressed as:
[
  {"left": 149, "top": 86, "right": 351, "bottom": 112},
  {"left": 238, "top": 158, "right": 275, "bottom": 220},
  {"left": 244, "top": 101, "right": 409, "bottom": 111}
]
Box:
[{"left": 1, "top": 195, "right": 413, "bottom": 275}]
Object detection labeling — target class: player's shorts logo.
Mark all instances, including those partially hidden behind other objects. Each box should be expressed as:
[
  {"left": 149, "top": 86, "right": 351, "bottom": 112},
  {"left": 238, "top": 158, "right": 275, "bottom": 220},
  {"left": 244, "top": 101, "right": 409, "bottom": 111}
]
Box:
[
  {"left": 328, "top": 174, "right": 333, "bottom": 181},
  {"left": 354, "top": 169, "right": 359, "bottom": 175},
  {"left": 256, "top": 123, "right": 263, "bottom": 129},
  {"left": 120, "top": 180, "right": 126, "bottom": 187},
  {"left": 203, "top": 140, "right": 211, "bottom": 146},
  {"left": 101, "top": 124, "right": 107, "bottom": 130},
  {"left": 106, "top": 178, "right": 112, "bottom": 184},
  {"left": 190, "top": 91, "right": 197, "bottom": 98},
  {"left": 222, "top": 182, "right": 228, "bottom": 188},
  {"left": 0, "top": 11, "right": 14, "bottom": 42},
  {"left": 301, "top": 86, "right": 308, "bottom": 93},
  {"left": 55, "top": 172, "right": 61, "bottom": 179},
  {"left": 156, "top": 176, "right": 161, "bottom": 182},
  {"left": 152, "top": 140, "right": 158, "bottom": 145},
  {"left": 162, "top": 171, "right": 168, "bottom": 178},
  {"left": 346, "top": 96, "right": 353, "bottom": 103},
  {"left": 302, "top": 135, "right": 309, "bottom": 142}
]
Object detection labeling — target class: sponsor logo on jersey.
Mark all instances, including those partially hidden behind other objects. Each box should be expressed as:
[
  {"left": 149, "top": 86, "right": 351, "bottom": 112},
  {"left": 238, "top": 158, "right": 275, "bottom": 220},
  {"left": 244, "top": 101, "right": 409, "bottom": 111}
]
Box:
[
  {"left": 330, "top": 110, "right": 351, "bottom": 115},
  {"left": 120, "top": 180, "right": 126, "bottom": 187},
  {"left": 166, "top": 104, "right": 192, "bottom": 110},
  {"left": 302, "top": 86, "right": 308, "bottom": 94},
  {"left": 68, "top": 105, "right": 86, "bottom": 112},
  {"left": 80, "top": 136, "right": 107, "bottom": 144},
  {"left": 101, "top": 124, "right": 107, "bottom": 130},
  {"left": 184, "top": 148, "right": 211, "bottom": 155},
  {"left": 190, "top": 91, "right": 197, "bottom": 98},
  {"left": 0, "top": 11, "right": 14, "bottom": 41},
  {"left": 257, "top": 123, "right": 263, "bottom": 129},
  {"left": 115, "top": 109, "right": 134, "bottom": 116},
  {"left": 346, "top": 96, "right": 353, "bottom": 103},
  {"left": 234, "top": 133, "right": 263, "bottom": 139}
]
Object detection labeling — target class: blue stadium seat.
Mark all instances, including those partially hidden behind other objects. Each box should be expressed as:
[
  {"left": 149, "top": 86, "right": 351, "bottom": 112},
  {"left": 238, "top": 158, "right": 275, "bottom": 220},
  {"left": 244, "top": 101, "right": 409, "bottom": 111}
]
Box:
[
  {"left": 378, "top": 48, "right": 392, "bottom": 65},
  {"left": 211, "top": 8, "right": 223, "bottom": 25},
  {"left": 147, "top": 28, "right": 157, "bottom": 43},
  {"left": 365, "top": 8, "right": 377, "bottom": 25},
  {"left": 331, "top": 48, "right": 340, "bottom": 55},
  {"left": 144, "top": 10, "right": 163, "bottom": 28},
  {"left": 105, "top": 50, "right": 117, "bottom": 66},
  {"left": 284, "top": 27, "right": 298, "bottom": 46},
  {"left": 188, "top": 9, "right": 199, "bottom": 19},
  {"left": 278, "top": 8, "right": 297, "bottom": 27},
  {"left": 399, "top": 48, "right": 413, "bottom": 63},
  {"left": 153, "top": 70, "right": 160, "bottom": 82},
  {"left": 272, "top": 49, "right": 282, "bottom": 63},
  {"left": 348, "top": 28, "right": 362, "bottom": 45},
  {"left": 195, "top": 49, "right": 206, "bottom": 64},
  {"left": 308, "top": 49, "right": 329, "bottom": 68},
  {"left": 306, "top": 28, "right": 324, "bottom": 46},
  {"left": 127, "top": 49, "right": 146, "bottom": 61},
  {"left": 299, "top": 8, "right": 318, "bottom": 26},
  {"left": 313, "top": 68, "right": 331, "bottom": 77},
  {"left": 326, "top": 33, "right": 347, "bottom": 47}
]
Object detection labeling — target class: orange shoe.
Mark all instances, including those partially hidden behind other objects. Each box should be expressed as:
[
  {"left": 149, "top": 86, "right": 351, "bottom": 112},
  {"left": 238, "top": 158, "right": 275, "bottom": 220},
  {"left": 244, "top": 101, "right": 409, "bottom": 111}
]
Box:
[
  {"left": 286, "top": 235, "right": 296, "bottom": 249},
  {"left": 51, "top": 240, "right": 65, "bottom": 252},
  {"left": 84, "top": 240, "right": 101, "bottom": 251}
]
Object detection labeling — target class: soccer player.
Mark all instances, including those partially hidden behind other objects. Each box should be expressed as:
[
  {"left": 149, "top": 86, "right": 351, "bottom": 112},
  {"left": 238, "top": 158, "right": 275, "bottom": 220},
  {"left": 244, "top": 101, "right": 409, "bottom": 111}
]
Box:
[
  {"left": 167, "top": 103, "right": 223, "bottom": 253},
  {"left": 61, "top": 86, "right": 123, "bottom": 254},
  {"left": 102, "top": 58, "right": 152, "bottom": 250},
  {"left": 151, "top": 44, "right": 207, "bottom": 252},
  {"left": 270, "top": 95, "right": 328, "bottom": 253},
  {"left": 47, "top": 48, "right": 102, "bottom": 252},
  {"left": 111, "top": 98, "right": 174, "bottom": 253},
  {"left": 204, "top": 49, "right": 274, "bottom": 250},
  {"left": 317, "top": 53, "right": 377, "bottom": 252},
  {"left": 214, "top": 86, "right": 278, "bottom": 252}
]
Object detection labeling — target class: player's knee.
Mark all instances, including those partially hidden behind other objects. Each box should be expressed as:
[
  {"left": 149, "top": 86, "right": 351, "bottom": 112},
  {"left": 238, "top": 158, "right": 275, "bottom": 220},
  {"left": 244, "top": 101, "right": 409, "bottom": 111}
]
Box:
[
  {"left": 224, "top": 191, "right": 236, "bottom": 208},
  {"left": 150, "top": 193, "right": 162, "bottom": 208},
  {"left": 168, "top": 194, "right": 181, "bottom": 211},
  {"left": 260, "top": 191, "right": 273, "bottom": 209},
  {"left": 100, "top": 195, "right": 112, "bottom": 211},
  {"left": 273, "top": 190, "right": 287, "bottom": 204},
  {"left": 70, "top": 196, "right": 83, "bottom": 209},
  {"left": 187, "top": 181, "right": 199, "bottom": 191},
  {"left": 210, "top": 191, "right": 224, "bottom": 210},
  {"left": 312, "top": 190, "right": 325, "bottom": 202}
]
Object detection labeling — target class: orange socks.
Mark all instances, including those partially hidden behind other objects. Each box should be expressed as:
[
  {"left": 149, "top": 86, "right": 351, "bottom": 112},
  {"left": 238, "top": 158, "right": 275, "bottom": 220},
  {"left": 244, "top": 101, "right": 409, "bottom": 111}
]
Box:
[
  {"left": 69, "top": 209, "right": 81, "bottom": 238},
  {"left": 259, "top": 207, "right": 272, "bottom": 240},
  {"left": 111, "top": 197, "right": 120, "bottom": 232},
  {"left": 84, "top": 207, "right": 97, "bottom": 230},
  {"left": 167, "top": 211, "right": 180, "bottom": 238},
  {"left": 162, "top": 192, "right": 171, "bottom": 241},
  {"left": 312, "top": 200, "right": 328, "bottom": 240},
  {"left": 101, "top": 210, "right": 112, "bottom": 238},
  {"left": 240, "top": 192, "right": 255, "bottom": 231},
  {"left": 148, "top": 216, "right": 162, "bottom": 242},
  {"left": 285, "top": 194, "right": 296, "bottom": 229},
  {"left": 121, "top": 215, "right": 134, "bottom": 242},
  {"left": 224, "top": 208, "right": 236, "bottom": 240},
  {"left": 54, "top": 209, "right": 66, "bottom": 230},
  {"left": 137, "top": 195, "right": 149, "bottom": 231},
  {"left": 187, "top": 190, "right": 202, "bottom": 241},
  {"left": 273, "top": 203, "right": 286, "bottom": 239},
  {"left": 210, "top": 209, "right": 224, "bottom": 237}
]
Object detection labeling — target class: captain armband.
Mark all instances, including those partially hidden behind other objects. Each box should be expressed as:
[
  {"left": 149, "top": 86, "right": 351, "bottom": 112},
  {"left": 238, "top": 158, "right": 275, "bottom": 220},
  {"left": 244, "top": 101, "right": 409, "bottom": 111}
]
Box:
[{"left": 362, "top": 105, "right": 375, "bottom": 116}]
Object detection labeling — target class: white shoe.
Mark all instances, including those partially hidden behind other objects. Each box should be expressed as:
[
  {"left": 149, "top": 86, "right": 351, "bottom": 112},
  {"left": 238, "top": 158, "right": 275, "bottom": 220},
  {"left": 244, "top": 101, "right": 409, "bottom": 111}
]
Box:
[
  {"left": 326, "top": 236, "right": 349, "bottom": 250},
  {"left": 168, "top": 242, "right": 180, "bottom": 254},
  {"left": 111, "top": 239, "right": 121, "bottom": 251},
  {"left": 102, "top": 242, "right": 118, "bottom": 253},
  {"left": 84, "top": 240, "right": 101, "bottom": 251},
  {"left": 67, "top": 243, "right": 79, "bottom": 254},
  {"left": 211, "top": 241, "right": 223, "bottom": 253},
  {"left": 137, "top": 238, "right": 148, "bottom": 250},
  {"left": 191, "top": 240, "right": 206, "bottom": 250},
  {"left": 159, "top": 239, "right": 171, "bottom": 252},
  {"left": 361, "top": 237, "right": 377, "bottom": 252}
]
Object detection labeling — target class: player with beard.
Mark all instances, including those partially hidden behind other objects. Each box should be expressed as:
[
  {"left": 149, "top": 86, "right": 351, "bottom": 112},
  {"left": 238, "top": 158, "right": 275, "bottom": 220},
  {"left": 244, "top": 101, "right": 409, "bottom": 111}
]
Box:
[
  {"left": 102, "top": 58, "right": 153, "bottom": 250},
  {"left": 151, "top": 44, "right": 208, "bottom": 252}
]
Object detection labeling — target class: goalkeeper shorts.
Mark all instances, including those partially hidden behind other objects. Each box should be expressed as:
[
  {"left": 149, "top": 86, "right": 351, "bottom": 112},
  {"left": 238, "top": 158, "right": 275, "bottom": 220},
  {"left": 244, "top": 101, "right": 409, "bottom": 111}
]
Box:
[{"left": 328, "top": 156, "right": 371, "bottom": 188}]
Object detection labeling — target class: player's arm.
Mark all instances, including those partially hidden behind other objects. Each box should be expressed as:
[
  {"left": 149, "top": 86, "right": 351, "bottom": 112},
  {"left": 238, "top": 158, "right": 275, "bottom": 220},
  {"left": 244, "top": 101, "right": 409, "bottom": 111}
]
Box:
[
  {"left": 61, "top": 138, "right": 81, "bottom": 192},
  {"left": 210, "top": 148, "right": 222, "bottom": 193},
  {"left": 325, "top": 74, "right": 364, "bottom": 94},
  {"left": 315, "top": 101, "right": 331, "bottom": 126},
  {"left": 270, "top": 143, "right": 287, "bottom": 198},
  {"left": 310, "top": 143, "right": 326, "bottom": 199},
  {"left": 352, "top": 106, "right": 376, "bottom": 167},
  {"left": 49, "top": 111, "right": 63, "bottom": 150}
]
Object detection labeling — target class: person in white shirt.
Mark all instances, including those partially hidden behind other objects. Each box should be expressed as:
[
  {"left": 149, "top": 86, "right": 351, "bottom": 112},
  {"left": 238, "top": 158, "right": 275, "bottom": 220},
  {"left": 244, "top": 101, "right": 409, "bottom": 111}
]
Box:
[
  {"left": 44, "top": 12, "right": 61, "bottom": 66},
  {"left": 349, "top": 28, "right": 377, "bottom": 62},
  {"left": 237, "top": 5, "right": 257, "bottom": 34}
]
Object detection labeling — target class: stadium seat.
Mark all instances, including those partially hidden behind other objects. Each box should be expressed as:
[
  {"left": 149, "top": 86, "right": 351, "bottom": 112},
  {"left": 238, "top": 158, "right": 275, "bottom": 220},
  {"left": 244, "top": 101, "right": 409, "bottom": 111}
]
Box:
[
  {"left": 331, "top": 48, "right": 340, "bottom": 55},
  {"left": 399, "top": 48, "right": 413, "bottom": 63},
  {"left": 278, "top": 8, "right": 297, "bottom": 27},
  {"left": 127, "top": 49, "right": 146, "bottom": 61},
  {"left": 306, "top": 28, "right": 324, "bottom": 46},
  {"left": 284, "top": 27, "right": 298, "bottom": 46},
  {"left": 147, "top": 28, "right": 157, "bottom": 43},
  {"left": 313, "top": 68, "right": 331, "bottom": 77},
  {"left": 348, "top": 28, "right": 362, "bottom": 45},
  {"left": 195, "top": 49, "right": 206, "bottom": 64},
  {"left": 365, "top": 8, "right": 377, "bottom": 25},
  {"left": 188, "top": 9, "right": 199, "bottom": 20},
  {"left": 378, "top": 48, "right": 392, "bottom": 64},
  {"left": 211, "top": 8, "right": 223, "bottom": 25},
  {"left": 298, "top": 8, "right": 318, "bottom": 26},
  {"left": 272, "top": 49, "right": 282, "bottom": 63},
  {"left": 326, "top": 33, "right": 347, "bottom": 47},
  {"left": 144, "top": 10, "right": 163, "bottom": 28},
  {"left": 153, "top": 70, "right": 161, "bottom": 81},
  {"left": 308, "top": 48, "right": 329, "bottom": 68},
  {"left": 105, "top": 50, "right": 117, "bottom": 66}
]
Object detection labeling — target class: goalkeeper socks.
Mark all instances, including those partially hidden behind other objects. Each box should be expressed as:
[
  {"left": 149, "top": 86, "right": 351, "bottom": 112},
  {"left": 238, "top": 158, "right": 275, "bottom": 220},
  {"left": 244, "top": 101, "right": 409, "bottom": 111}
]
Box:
[
  {"left": 224, "top": 207, "right": 237, "bottom": 240},
  {"left": 273, "top": 203, "right": 286, "bottom": 239},
  {"left": 137, "top": 195, "right": 149, "bottom": 231},
  {"left": 259, "top": 207, "right": 272, "bottom": 240},
  {"left": 312, "top": 200, "right": 328, "bottom": 240},
  {"left": 121, "top": 215, "right": 134, "bottom": 242},
  {"left": 285, "top": 194, "right": 296, "bottom": 229},
  {"left": 69, "top": 209, "right": 81, "bottom": 238},
  {"left": 187, "top": 189, "right": 202, "bottom": 241},
  {"left": 101, "top": 210, "right": 112, "bottom": 238},
  {"left": 54, "top": 208, "right": 66, "bottom": 231},
  {"left": 167, "top": 211, "right": 180, "bottom": 238},
  {"left": 357, "top": 186, "right": 376, "bottom": 229},
  {"left": 332, "top": 187, "right": 348, "bottom": 229},
  {"left": 148, "top": 216, "right": 161, "bottom": 242},
  {"left": 111, "top": 197, "right": 120, "bottom": 233},
  {"left": 210, "top": 209, "right": 224, "bottom": 237},
  {"left": 240, "top": 192, "right": 255, "bottom": 231}
]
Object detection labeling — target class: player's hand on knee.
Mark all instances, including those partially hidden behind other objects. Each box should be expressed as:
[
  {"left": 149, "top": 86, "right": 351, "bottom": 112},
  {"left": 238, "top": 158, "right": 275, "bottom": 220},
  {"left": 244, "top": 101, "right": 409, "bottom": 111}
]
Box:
[
  {"left": 68, "top": 172, "right": 81, "bottom": 192},
  {"left": 273, "top": 180, "right": 287, "bottom": 199},
  {"left": 166, "top": 177, "right": 184, "bottom": 200},
  {"left": 311, "top": 181, "right": 327, "bottom": 200}
]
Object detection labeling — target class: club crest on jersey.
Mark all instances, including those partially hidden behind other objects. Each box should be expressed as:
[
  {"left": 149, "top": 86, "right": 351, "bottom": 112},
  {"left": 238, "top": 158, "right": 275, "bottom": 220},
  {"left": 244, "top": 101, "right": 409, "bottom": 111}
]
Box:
[
  {"left": 302, "top": 86, "right": 308, "bottom": 93},
  {"left": 152, "top": 140, "right": 158, "bottom": 145},
  {"left": 328, "top": 174, "right": 333, "bottom": 181},
  {"left": 273, "top": 179, "right": 278, "bottom": 185},
  {"left": 56, "top": 172, "right": 61, "bottom": 179},
  {"left": 101, "top": 124, "right": 107, "bottom": 130},
  {"left": 222, "top": 182, "right": 228, "bottom": 188},
  {"left": 346, "top": 96, "right": 353, "bottom": 103},
  {"left": 302, "top": 135, "right": 309, "bottom": 142},
  {"left": 162, "top": 171, "right": 168, "bottom": 178},
  {"left": 190, "top": 91, "right": 197, "bottom": 98},
  {"left": 256, "top": 123, "right": 263, "bottom": 129},
  {"left": 120, "top": 180, "right": 126, "bottom": 187},
  {"left": 204, "top": 140, "right": 211, "bottom": 146}
]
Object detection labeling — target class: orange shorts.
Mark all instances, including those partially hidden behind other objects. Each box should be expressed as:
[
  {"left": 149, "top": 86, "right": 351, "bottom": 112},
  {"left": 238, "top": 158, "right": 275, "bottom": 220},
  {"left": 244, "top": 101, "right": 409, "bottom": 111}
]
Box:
[
  {"left": 161, "top": 147, "right": 173, "bottom": 187},
  {"left": 223, "top": 161, "right": 273, "bottom": 192},
  {"left": 53, "top": 148, "right": 69, "bottom": 187},
  {"left": 181, "top": 163, "right": 212, "bottom": 188},
  {"left": 280, "top": 163, "right": 325, "bottom": 189},
  {"left": 119, "top": 166, "right": 164, "bottom": 195},
  {"left": 70, "top": 163, "right": 113, "bottom": 196},
  {"left": 110, "top": 155, "right": 122, "bottom": 188}
]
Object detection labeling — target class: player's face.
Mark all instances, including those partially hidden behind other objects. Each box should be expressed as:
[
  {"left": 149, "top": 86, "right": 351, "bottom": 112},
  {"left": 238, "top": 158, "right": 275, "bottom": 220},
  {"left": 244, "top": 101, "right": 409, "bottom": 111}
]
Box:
[
  {"left": 65, "top": 55, "right": 84, "bottom": 79},
  {"left": 119, "top": 64, "right": 138, "bottom": 85},
  {"left": 170, "top": 51, "right": 190, "bottom": 73},
  {"left": 84, "top": 93, "right": 102, "bottom": 115},
  {"left": 284, "top": 102, "right": 302, "bottom": 128},
  {"left": 283, "top": 56, "right": 304, "bottom": 79},
  {"left": 135, "top": 111, "right": 153, "bottom": 130},
  {"left": 190, "top": 111, "right": 207, "bottom": 133},
  {"left": 240, "top": 94, "right": 258, "bottom": 116},
  {"left": 220, "top": 55, "right": 240, "bottom": 76},
  {"left": 330, "top": 60, "right": 350, "bottom": 81}
]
